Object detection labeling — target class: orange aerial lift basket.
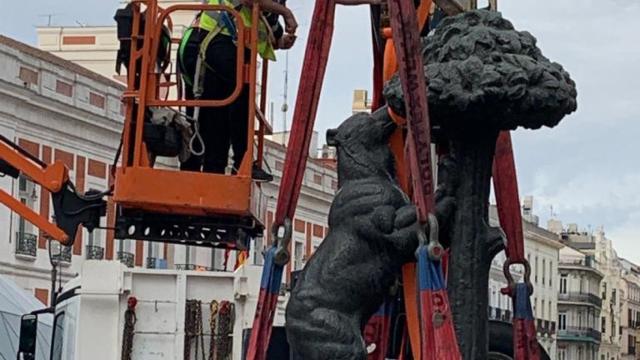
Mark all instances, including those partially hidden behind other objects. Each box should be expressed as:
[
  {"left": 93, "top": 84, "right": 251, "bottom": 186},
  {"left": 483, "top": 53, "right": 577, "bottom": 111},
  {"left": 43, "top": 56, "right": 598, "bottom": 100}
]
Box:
[{"left": 112, "top": 0, "right": 273, "bottom": 249}]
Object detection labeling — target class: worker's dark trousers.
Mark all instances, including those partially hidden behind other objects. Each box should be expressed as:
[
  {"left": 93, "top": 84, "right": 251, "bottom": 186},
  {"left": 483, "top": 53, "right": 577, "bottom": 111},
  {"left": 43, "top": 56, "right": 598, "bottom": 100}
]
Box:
[{"left": 179, "top": 29, "right": 249, "bottom": 173}]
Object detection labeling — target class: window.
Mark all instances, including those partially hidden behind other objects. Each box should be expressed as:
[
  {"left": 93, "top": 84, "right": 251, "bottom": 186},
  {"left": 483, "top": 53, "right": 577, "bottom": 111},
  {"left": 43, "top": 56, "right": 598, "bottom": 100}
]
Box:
[
  {"left": 118, "top": 239, "right": 133, "bottom": 256},
  {"left": 549, "top": 261, "right": 553, "bottom": 287},
  {"left": 89, "top": 92, "right": 105, "bottom": 109},
  {"left": 19, "top": 67, "right": 38, "bottom": 86},
  {"left": 147, "top": 241, "right": 159, "bottom": 259},
  {"left": 542, "top": 259, "right": 546, "bottom": 286},
  {"left": 253, "top": 237, "right": 264, "bottom": 266},
  {"left": 541, "top": 300, "right": 545, "bottom": 319},
  {"left": 56, "top": 80, "right": 73, "bottom": 97},
  {"left": 558, "top": 348, "right": 566, "bottom": 360},
  {"left": 602, "top": 317, "right": 607, "bottom": 333},
  {"left": 603, "top": 282, "right": 607, "bottom": 300},
  {"left": 630, "top": 309, "right": 633, "bottom": 327},
  {"left": 558, "top": 312, "right": 567, "bottom": 330},
  {"left": 535, "top": 256, "right": 538, "bottom": 283},
  {"left": 560, "top": 275, "right": 568, "bottom": 294},
  {"left": 294, "top": 241, "right": 304, "bottom": 270},
  {"left": 17, "top": 176, "right": 36, "bottom": 236},
  {"left": 578, "top": 310, "right": 584, "bottom": 328},
  {"left": 51, "top": 312, "right": 66, "bottom": 360}
]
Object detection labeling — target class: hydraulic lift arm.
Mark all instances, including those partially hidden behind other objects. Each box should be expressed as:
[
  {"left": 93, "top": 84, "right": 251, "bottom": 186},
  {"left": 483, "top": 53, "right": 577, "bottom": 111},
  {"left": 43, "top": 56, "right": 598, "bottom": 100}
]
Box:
[{"left": 0, "top": 134, "right": 106, "bottom": 246}]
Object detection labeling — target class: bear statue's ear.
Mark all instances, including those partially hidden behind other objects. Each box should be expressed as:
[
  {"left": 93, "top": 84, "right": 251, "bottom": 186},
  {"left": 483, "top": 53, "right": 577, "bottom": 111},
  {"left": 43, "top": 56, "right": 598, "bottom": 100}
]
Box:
[{"left": 326, "top": 128, "right": 339, "bottom": 147}]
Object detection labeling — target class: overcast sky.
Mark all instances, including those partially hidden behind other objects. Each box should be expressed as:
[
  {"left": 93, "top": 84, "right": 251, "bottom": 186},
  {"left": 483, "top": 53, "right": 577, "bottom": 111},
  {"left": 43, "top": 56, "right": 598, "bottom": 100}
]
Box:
[{"left": 1, "top": 1, "right": 638, "bottom": 263}]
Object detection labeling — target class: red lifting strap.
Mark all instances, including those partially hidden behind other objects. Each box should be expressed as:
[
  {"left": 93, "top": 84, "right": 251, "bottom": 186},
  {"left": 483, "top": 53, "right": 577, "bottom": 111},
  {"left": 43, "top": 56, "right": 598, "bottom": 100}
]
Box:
[
  {"left": 492, "top": 131, "right": 525, "bottom": 262},
  {"left": 246, "top": 2, "right": 338, "bottom": 360},
  {"left": 388, "top": 0, "right": 435, "bottom": 223},
  {"left": 493, "top": 131, "right": 539, "bottom": 360},
  {"left": 388, "top": 0, "right": 460, "bottom": 358}
]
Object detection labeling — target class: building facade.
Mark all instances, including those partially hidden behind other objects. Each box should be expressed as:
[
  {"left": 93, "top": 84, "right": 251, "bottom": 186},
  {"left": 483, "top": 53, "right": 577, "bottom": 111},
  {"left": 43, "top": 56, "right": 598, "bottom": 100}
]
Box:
[
  {"left": 557, "top": 246, "right": 604, "bottom": 360},
  {"left": 619, "top": 259, "right": 640, "bottom": 360},
  {"left": 594, "top": 230, "right": 624, "bottom": 360},
  {"left": 0, "top": 34, "right": 125, "bottom": 304}
]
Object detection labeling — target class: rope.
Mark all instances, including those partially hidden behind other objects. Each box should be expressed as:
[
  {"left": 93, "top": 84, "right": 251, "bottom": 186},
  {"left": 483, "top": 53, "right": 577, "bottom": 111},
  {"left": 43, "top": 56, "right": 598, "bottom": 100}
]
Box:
[
  {"left": 185, "top": 300, "right": 206, "bottom": 360},
  {"left": 189, "top": 54, "right": 207, "bottom": 157},
  {"left": 121, "top": 297, "right": 137, "bottom": 360}
]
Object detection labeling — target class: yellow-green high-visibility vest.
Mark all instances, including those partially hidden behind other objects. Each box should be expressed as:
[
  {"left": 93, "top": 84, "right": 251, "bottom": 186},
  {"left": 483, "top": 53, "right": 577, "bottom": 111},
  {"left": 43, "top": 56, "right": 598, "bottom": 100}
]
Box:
[{"left": 199, "top": 0, "right": 276, "bottom": 61}]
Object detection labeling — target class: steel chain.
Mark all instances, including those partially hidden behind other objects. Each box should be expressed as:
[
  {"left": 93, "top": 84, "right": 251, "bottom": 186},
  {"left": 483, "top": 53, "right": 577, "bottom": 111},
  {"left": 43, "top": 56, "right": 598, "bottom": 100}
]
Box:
[
  {"left": 208, "top": 300, "right": 219, "bottom": 360},
  {"left": 185, "top": 300, "right": 205, "bottom": 360},
  {"left": 215, "top": 301, "right": 236, "bottom": 360},
  {"left": 121, "top": 301, "right": 137, "bottom": 360}
]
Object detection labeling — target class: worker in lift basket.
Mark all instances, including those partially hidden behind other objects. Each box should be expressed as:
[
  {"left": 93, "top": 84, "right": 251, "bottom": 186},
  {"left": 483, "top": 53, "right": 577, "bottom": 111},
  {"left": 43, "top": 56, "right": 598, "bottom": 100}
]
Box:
[{"left": 177, "top": 0, "right": 298, "bottom": 182}]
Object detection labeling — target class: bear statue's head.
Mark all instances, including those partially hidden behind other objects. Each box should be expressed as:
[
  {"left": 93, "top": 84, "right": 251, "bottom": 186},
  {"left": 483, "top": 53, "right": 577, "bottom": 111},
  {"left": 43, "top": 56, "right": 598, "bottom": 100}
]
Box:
[{"left": 326, "top": 108, "right": 397, "bottom": 185}]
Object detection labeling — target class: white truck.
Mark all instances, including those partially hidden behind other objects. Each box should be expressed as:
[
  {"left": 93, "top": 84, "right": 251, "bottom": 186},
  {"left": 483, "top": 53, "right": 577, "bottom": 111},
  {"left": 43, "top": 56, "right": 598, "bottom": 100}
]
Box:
[{"left": 16, "top": 261, "right": 290, "bottom": 360}]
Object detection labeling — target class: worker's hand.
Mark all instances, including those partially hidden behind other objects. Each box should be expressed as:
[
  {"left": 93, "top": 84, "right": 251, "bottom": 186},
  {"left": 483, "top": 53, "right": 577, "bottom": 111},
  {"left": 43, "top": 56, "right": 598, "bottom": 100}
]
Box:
[
  {"left": 284, "top": 9, "right": 298, "bottom": 34},
  {"left": 278, "top": 34, "right": 297, "bottom": 50}
]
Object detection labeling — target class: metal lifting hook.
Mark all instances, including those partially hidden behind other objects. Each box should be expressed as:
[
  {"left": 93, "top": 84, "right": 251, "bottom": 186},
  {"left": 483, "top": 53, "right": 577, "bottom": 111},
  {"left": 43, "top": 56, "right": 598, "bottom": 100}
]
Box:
[
  {"left": 502, "top": 258, "right": 534, "bottom": 297},
  {"left": 417, "top": 212, "right": 444, "bottom": 261},
  {"left": 272, "top": 218, "right": 293, "bottom": 266}
]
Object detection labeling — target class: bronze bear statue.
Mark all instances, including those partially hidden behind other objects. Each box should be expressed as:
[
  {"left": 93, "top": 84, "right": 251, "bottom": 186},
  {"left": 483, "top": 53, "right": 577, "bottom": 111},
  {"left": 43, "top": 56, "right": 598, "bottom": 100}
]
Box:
[{"left": 285, "top": 108, "right": 425, "bottom": 359}]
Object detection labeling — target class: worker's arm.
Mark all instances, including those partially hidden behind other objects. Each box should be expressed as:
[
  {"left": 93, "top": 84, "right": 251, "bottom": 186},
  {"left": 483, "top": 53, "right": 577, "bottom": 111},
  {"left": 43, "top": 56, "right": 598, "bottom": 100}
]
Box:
[{"left": 241, "top": 0, "right": 298, "bottom": 33}]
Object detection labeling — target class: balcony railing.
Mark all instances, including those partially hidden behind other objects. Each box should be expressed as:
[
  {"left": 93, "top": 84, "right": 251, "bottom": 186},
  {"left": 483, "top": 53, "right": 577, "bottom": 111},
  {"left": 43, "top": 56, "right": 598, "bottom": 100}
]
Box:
[
  {"left": 117, "top": 251, "right": 135, "bottom": 268},
  {"left": 175, "top": 263, "right": 197, "bottom": 271},
  {"left": 51, "top": 244, "right": 72, "bottom": 263},
  {"left": 488, "top": 307, "right": 512, "bottom": 322},
  {"left": 536, "top": 319, "right": 557, "bottom": 336},
  {"left": 175, "top": 264, "right": 218, "bottom": 271},
  {"left": 16, "top": 232, "right": 37, "bottom": 258},
  {"left": 558, "top": 292, "right": 603, "bottom": 308},
  {"left": 146, "top": 257, "right": 157, "bottom": 269},
  {"left": 557, "top": 327, "right": 601, "bottom": 342},
  {"left": 85, "top": 245, "right": 105, "bottom": 260}
]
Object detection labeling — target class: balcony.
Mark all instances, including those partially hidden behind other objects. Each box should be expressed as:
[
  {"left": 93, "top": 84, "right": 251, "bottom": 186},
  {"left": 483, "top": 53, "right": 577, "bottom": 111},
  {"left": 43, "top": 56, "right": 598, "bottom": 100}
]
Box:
[
  {"left": 175, "top": 263, "right": 197, "bottom": 271},
  {"left": 175, "top": 264, "right": 217, "bottom": 271},
  {"left": 51, "top": 244, "right": 72, "bottom": 264},
  {"left": 85, "top": 245, "right": 105, "bottom": 260},
  {"left": 557, "top": 327, "right": 601, "bottom": 343},
  {"left": 117, "top": 251, "right": 135, "bottom": 268},
  {"left": 536, "top": 319, "right": 557, "bottom": 336},
  {"left": 15, "top": 232, "right": 37, "bottom": 258},
  {"left": 558, "top": 292, "right": 603, "bottom": 308},
  {"left": 488, "top": 307, "right": 512, "bottom": 322}
]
